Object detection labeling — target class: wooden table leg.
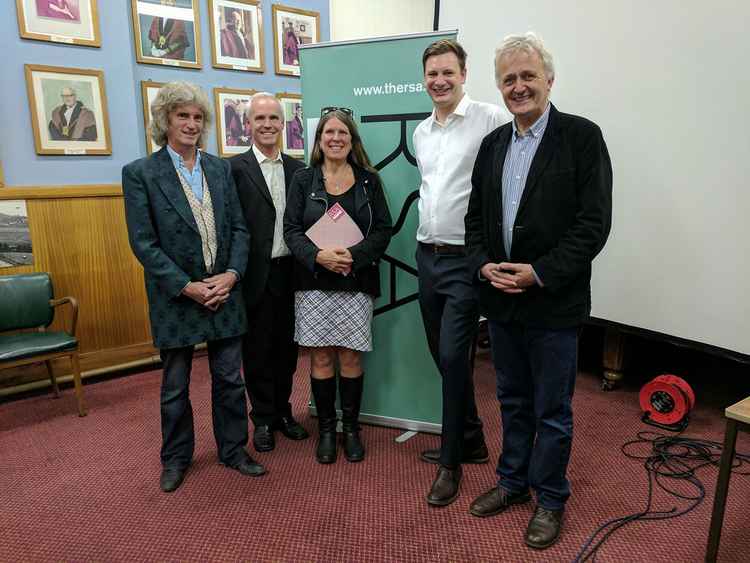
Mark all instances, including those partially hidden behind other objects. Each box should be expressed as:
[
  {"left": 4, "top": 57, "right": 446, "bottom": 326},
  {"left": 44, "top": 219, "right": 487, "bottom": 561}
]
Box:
[{"left": 705, "top": 418, "right": 738, "bottom": 562}]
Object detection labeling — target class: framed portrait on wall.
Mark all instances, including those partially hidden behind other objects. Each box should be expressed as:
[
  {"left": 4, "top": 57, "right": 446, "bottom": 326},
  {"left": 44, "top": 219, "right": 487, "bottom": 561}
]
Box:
[
  {"left": 213, "top": 87, "right": 256, "bottom": 158},
  {"left": 140, "top": 80, "right": 165, "bottom": 155},
  {"left": 276, "top": 92, "right": 303, "bottom": 158},
  {"left": 209, "top": 0, "right": 264, "bottom": 73},
  {"left": 16, "top": 0, "right": 101, "bottom": 47},
  {"left": 24, "top": 64, "right": 112, "bottom": 155},
  {"left": 130, "top": 0, "right": 201, "bottom": 69},
  {"left": 272, "top": 4, "right": 319, "bottom": 77}
]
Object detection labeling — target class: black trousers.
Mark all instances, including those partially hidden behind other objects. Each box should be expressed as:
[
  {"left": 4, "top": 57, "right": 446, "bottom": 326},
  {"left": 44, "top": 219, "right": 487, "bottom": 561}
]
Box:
[
  {"left": 242, "top": 257, "right": 299, "bottom": 426},
  {"left": 159, "top": 335, "right": 248, "bottom": 470},
  {"left": 416, "top": 244, "right": 485, "bottom": 467}
]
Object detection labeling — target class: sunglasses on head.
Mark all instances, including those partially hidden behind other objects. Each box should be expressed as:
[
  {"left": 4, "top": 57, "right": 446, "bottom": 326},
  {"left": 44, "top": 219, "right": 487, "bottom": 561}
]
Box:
[{"left": 320, "top": 106, "right": 354, "bottom": 118}]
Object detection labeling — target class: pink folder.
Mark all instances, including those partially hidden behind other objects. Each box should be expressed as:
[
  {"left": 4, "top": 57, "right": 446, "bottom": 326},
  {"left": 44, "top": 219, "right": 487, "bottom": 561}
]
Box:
[{"left": 305, "top": 202, "right": 364, "bottom": 249}]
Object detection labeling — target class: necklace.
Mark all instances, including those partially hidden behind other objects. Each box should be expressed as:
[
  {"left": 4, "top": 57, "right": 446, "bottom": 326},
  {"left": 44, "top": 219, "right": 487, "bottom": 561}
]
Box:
[{"left": 323, "top": 164, "right": 351, "bottom": 195}]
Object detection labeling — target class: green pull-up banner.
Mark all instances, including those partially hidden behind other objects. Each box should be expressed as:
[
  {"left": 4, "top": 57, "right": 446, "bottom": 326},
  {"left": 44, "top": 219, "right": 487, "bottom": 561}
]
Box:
[{"left": 299, "top": 31, "right": 457, "bottom": 432}]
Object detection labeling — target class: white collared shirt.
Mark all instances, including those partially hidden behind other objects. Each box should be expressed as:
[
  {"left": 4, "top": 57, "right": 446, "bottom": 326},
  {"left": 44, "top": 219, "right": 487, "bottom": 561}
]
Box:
[
  {"left": 63, "top": 104, "right": 75, "bottom": 124},
  {"left": 413, "top": 94, "right": 509, "bottom": 244},
  {"left": 252, "top": 144, "right": 289, "bottom": 258}
]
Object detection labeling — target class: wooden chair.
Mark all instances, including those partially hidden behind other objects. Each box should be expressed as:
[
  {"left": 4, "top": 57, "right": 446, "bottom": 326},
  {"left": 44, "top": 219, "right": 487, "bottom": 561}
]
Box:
[
  {"left": 705, "top": 395, "right": 749, "bottom": 562},
  {"left": 0, "top": 273, "right": 87, "bottom": 416}
]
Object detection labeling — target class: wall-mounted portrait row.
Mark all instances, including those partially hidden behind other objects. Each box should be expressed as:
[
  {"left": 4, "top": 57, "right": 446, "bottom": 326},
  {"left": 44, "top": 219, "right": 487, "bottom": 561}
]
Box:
[
  {"left": 16, "top": 1, "right": 320, "bottom": 77},
  {"left": 23, "top": 64, "right": 304, "bottom": 158},
  {"left": 142, "top": 82, "right": 304, "bottom": 159}
]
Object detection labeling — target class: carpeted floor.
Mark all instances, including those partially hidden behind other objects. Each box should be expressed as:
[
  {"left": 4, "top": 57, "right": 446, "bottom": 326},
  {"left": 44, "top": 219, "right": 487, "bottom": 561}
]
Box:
[{"left": 0, "top": 349, "right": 748, "bottom": 562}]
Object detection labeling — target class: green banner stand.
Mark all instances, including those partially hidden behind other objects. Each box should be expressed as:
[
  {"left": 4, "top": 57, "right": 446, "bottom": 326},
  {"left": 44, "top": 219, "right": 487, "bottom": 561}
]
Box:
[{"left": 299, "top": 31, "right": 457, "bottom": 433}]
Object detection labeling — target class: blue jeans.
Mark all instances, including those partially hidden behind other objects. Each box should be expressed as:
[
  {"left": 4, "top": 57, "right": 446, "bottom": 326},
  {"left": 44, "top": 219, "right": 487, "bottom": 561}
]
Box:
[
  {"left": 487, "top": 321, "right": 578, "bottom": 510},
  {"left": 159, "top": 336, "right": 249, "bottom": 469}
]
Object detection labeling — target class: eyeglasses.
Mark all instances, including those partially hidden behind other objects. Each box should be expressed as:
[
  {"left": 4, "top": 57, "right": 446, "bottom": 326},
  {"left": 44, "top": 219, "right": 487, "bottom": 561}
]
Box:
[{"left": 320, "top": 106, "right": 354, "bottom": 118}]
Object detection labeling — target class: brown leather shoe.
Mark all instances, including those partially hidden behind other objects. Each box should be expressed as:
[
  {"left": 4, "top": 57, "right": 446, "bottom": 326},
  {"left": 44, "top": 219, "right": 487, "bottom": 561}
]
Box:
[
  {"left": 469, "top": 486, "right": 531, "bottom": 517},
  {"left": 525, "top": 506, "right": 564, "bottom": 549},
  {"left": 426, "top": 465, "right": 462, "bottom": 506},
  {"left": 420, "top": 443, "right": 490, "bottom": 465}
]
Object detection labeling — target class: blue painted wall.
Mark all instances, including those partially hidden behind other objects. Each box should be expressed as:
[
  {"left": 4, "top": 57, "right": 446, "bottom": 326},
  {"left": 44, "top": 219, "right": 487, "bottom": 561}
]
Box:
[{"left": 1, "top": 0, "right": 329, "bottom": 186}]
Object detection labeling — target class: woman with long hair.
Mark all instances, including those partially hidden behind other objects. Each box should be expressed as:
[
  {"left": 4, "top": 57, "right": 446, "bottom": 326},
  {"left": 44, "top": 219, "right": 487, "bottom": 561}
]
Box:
[{"left": 283, "top": 108, "right": 392, "bottom": 464}]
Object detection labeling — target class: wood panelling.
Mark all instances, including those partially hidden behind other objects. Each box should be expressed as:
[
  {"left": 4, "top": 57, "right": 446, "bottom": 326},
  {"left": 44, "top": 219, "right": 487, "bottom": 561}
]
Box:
[
  {"left": 0, "top": 185, "right": 155, "bottom": 391},
  {"left": 0, "top": 185, "right": 122, "bottom": 199}
]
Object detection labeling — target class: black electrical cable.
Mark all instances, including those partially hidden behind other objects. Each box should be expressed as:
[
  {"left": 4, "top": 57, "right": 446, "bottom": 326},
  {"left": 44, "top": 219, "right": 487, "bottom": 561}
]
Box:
[{"left": 572, "top": 431, "right": 750, "bottom": 562}]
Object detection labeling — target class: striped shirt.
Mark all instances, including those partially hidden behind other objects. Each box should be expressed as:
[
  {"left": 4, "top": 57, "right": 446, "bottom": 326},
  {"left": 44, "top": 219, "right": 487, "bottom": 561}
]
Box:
[{"left": 501, "top": 103, "right": 551, "bottom": 257}]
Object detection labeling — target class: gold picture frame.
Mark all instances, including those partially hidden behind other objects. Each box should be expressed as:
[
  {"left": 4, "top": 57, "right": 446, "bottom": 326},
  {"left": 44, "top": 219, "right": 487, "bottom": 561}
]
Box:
[
  {"left": 209, "top": 0, "right": 264, "bottom": 73},
  {"left": 16, "top": 0, "right": 102, "bottom": 47},
  {"left": 130, "top": 0, "right": 202, "bottom": 69},
  {"left": 213, "top": 87, "right": 257, "bottom": 158},
  {"left": 140, "top": 80, "right": 165, "bottom": 155},
  {"left": 276, "top": 92, "right": 303, "bottom": 159},
  {"left": 25, "top": 64, "right": 112, "bottom": 156},
  {"left": 272, "top": 4, "right": 320, "bottom": 77}
]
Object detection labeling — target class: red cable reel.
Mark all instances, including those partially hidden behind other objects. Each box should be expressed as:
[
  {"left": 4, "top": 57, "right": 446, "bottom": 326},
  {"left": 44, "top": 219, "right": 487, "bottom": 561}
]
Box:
[{"left": 639, "top": 374, "right": 696, "bottom": 431}]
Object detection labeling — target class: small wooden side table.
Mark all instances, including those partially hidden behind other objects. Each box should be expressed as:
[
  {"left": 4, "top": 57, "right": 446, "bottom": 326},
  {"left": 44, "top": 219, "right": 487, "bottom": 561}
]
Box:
[{"left": 705, "top": 395, "right": 750, "bottom": 562}]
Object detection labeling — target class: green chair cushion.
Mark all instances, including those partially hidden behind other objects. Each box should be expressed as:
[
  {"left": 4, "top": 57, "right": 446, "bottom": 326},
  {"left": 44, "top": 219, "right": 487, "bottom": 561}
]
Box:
[
  {"left": 0, "top": 332, "right": 77, "bottom": 362},
  {"left": 0, "top": 273, "right": 54, "bottom": 332}
]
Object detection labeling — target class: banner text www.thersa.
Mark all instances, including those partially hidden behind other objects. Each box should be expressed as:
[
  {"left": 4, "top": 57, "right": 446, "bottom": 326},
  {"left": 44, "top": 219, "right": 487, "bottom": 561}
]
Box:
[{"left": 352, "top": 82, "right": 425, "bottom": 96}]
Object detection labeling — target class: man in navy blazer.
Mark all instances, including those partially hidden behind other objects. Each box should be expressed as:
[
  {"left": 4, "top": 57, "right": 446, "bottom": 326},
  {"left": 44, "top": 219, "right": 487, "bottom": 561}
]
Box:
[
  {"left": 465, "top": 34, "right": 612, "bottom": 549},
  {"left": 228, "top": 93, "right": 308, "bottom": 453},
  {"left": 122, "top": 82, "right": 265, "bottom": 493}
]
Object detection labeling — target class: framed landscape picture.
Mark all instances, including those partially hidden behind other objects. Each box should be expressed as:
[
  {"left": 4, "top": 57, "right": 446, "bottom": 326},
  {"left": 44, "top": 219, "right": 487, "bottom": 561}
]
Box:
[
  {"left": 24, "top": 64, "right": 112, "bottom": 155},
  {"left": 209, "top": 0, "right": 264, "bottom": 73},
  {"left": 16, "top": 0, "right": 101, "bottom": 47},
  {"left": 213, "top": 87, "right": 256, "bottom": 158},
  {"left": 131, "top": 0, "right": 201, "bottom": 69},
  {"left": 276, "top": 92, "right": 303, "bottom": 158},
  {"left": 272, "top": 4, "right": 319, "bottom": 77},
  {"left": 140, "top": 80, "right": 165, "bottom": 155},
  {"left": 0, "top": 200, "right": 33, "bottom": 269}
]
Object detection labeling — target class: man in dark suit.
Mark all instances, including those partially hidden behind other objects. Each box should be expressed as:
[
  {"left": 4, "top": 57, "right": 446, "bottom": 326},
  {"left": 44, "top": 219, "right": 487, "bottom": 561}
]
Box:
[
  {"left": 465, "top": 33, "right": 612, "bottom": 549},
  {"left": 228, "top": 93, "right": 308, "bottom": 452},
  {"left": 122, "top": 81, "right": 265, "bottom": 493}
]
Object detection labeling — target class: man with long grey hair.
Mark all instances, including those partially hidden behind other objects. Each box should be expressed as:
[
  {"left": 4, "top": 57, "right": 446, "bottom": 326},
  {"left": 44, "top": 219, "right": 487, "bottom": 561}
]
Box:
[
  {"left": 465, "top": 33, "right": 612, "bottom": 548},
  {"left": 122, "top": 81, "right": 264, "bottom": 493}
]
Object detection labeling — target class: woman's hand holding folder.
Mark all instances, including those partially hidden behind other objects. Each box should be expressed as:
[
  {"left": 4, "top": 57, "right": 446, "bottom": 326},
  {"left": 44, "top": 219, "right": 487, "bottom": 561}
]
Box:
[{"left": 316, "top": 248, "right": 353, "bottom": 276}]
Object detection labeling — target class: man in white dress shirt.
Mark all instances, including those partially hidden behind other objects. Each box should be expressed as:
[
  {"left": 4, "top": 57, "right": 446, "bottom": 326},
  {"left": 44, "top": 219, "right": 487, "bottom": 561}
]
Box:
[
  {"left": 413, "top": 38, "right": 508, "bottom": 507},
  {"left": 228, "top": 93, "right": 308, "bottom": 453}
]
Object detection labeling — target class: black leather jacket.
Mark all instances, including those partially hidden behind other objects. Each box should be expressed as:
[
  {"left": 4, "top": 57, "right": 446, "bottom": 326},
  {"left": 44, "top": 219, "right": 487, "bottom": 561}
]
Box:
[{"left": 283, "top": 165, "right": 392, "bottom": 297}]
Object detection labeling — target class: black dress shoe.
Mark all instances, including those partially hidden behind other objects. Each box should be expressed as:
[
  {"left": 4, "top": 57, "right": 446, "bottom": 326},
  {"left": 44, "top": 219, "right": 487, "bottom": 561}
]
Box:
[
  {"left": 253, "top": 424, "right": 275, "bottom": 452},
  {"left": 232, "top": 457, "right": 266, "bottom": 477},
  {"left": 420, "top": 443, "right": 490, "bottom": 465},
  {"left": 469, "top": 486, "right": 531, "bottom": 517},
  {"left": 525, "top": 506, "right": 564, "bottom": 549},
  {"left": 159, "top": 468, "right": 186, "bottom": 493},
  {"left": 275, "top": 416, "right": 310, "bottom": 440},
  {"left": 426, "top": 465, "right": 462, "bottom": 506}
]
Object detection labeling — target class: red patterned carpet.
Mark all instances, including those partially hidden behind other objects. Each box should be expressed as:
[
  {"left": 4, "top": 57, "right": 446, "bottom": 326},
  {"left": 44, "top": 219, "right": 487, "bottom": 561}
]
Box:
[{"left": 1, "top": 348, "right": 748, "bottom": 562}]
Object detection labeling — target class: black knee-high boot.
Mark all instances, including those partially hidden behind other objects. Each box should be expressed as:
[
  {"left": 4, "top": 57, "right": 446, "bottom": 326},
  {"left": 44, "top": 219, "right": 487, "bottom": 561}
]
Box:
[
  {"left": 339, "top": 374, "right": 365, "bottom": 462},
  {"left": 310, "top": 376, "right": 337, "bottom": 464}
]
